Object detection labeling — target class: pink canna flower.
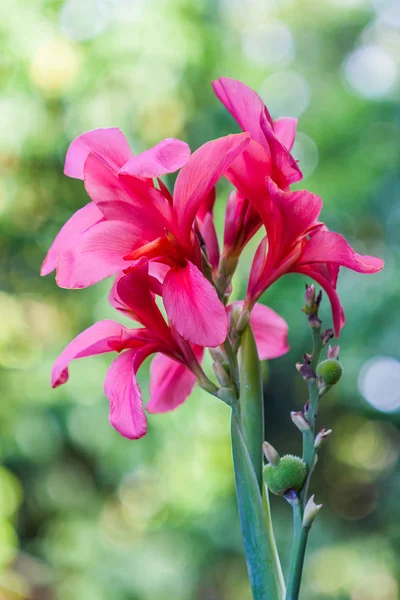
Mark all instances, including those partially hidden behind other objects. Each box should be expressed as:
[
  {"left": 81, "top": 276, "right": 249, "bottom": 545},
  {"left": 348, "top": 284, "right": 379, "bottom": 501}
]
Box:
[
  {"left": 41, "top": 128, "right": 250, "bottom": 348},
  {"left": 212, "top": 77, "right": 301, "bottom": 264},
  {"left": 52, "top": 264, "right": 205, "bottom": 439},
  {"left": 52, "top": 264, "right": 290, "bottom": 439},
  {"left": 239, "top": 178, "right": 384, "bottom": 336}
]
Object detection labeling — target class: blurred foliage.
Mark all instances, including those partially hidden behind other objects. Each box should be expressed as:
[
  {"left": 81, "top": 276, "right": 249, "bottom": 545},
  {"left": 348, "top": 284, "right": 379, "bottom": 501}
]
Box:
[{"left": 1, "top": 0, "right": 399, "bottom": 598}]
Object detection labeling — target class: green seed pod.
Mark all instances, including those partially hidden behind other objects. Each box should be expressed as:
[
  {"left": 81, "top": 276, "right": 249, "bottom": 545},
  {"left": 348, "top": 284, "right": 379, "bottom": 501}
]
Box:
[
  {"left": 263, "top": 455, "right": 308, "bottom": 496},
  {"left": 316, "top": 359, "right": 343, "bottom": 385}
]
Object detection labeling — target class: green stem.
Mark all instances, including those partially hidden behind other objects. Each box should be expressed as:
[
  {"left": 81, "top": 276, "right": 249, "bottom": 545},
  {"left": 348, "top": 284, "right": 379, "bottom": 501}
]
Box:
[
  {"left": 231, "top": 325, "right": 285, "bottom": 600},
  {"left": 286, "top": 500, "right": 309, "bottom": 600},
  {"left": 287, "top": 326, "right": 323, "bottom": 599}
]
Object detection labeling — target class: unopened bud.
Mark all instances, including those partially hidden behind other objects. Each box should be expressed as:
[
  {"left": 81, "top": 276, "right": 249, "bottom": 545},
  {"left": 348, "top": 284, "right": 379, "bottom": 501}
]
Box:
[
  {"left": 322, "top": 328, "right": 334, "bottom": 346},
  {"left": 303, "top": 494, "right": 322, "bottom": 528},
  {"left": 304, "top": 284, "right": 316, "bottom": 311},
  {"left": 209, "top": 348, "right": 225, "bottom": 363},
  {"left": 236, "top": 309, "right": 250, "bottom": 335},
  {"left": 296, "top": 363, "right": 316, "bottom": 381},
  {"left": 314, "top": 428, "right": 332, "bottom": 449},
  {"left": 212, "top": 362, "right": 231, "bottom": 387},
  {"left": 291, "top": 411, "right": 311, "bottom": 432},
  {"left": 263, "top": 442, "right": 280, "bottom": 467},
  {"left": 327, "top": 345, "right": 340, "bottom": 360},
  {"left": 316, "top": 359, "right": 343, "bottom": 385},
  {"left": 229, "top": 304, "right": 242, "bottom": 329},
  {"left": 263, "top": 455, "right": 308, "bottom": 496}
]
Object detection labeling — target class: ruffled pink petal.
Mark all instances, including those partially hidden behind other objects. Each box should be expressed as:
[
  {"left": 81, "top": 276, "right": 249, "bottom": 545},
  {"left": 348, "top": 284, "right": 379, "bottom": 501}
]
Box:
[
  {"left": 297, "top": 230, "right": 384, "bottom": 273},
  {"left": 51, "top": 320, "right": 138, "bottom": 388},
  {"left": 64, "top": 128, "right": 133, "bottom": 179},
  {"left": 273, "top": 117, "right": 298, "bottom": 151},
  {"left": 84, "top": 153, "right": 169, "bottom": 240},
  {"left": 250, "top": 303, "right": 290, "bottom": 359},
  {"left": 119, "top": 138, "right": 190, "bottom": 179},
  {"left": 247, "top": 237, "right": 268, "bottom": 304},
  {"left": 212, "top": 77, "right": 268, "bottom": 149},
  {"left": 163, "top": 261, "right": 228, "bottom": 347},
  {"left": 173, "top": 133, "right": 250, "bottom": 245},
  {"left": 229, "top": 302, "right": 289, "bottom": 360},
  {"left": 147, "top": 347, "right": 204, "bottom": 414},
  {"left": 148, "top": 262, "right": 170, "bottom": 284},
  {"left": 56, "top": 220, "right": 140, "bottom": 289},
  {"left": 198, "top": 213, "right": 220, "bottom": 270},
  {"left": 260, "top": 113, "right": 302, "bottom": 187},
  {"left": 264, "top": 178, "right": 323, "bottom": 260},
  {"left": 293, "top": 264, "right": 345, "bottom": 337},
  {"left": 41, "top": 202, "right": 104, "bottom": 276},
  {"left": 197, "top": 188, "right": 216, "bottom": 222},
  {"left": 225, "top": 139, "right": 272, "bottom": 202},
  {"left": 105, "top": 345, "right": 159, "bottom": 440},
  {"left": 115, "top": 268, "right": 171, "bottom": 339}
]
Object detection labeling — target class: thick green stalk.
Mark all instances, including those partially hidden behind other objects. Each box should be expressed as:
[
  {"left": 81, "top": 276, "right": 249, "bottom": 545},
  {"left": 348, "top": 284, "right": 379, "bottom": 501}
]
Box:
[
  {"left": 286, "top": 501, "right": 309, "bottom": 600},
  {"left": 231, "top": 325, "right": 285, "bottom": 600}
]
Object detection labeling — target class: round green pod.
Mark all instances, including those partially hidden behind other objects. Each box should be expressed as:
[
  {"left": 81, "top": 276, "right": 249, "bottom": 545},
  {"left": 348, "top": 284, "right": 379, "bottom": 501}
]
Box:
[
  {"left": 263, "top": 455, "right": 307, "bottom": 496},
  {"left": 316, "top": 359, "right": 343, "bottom": 385}
]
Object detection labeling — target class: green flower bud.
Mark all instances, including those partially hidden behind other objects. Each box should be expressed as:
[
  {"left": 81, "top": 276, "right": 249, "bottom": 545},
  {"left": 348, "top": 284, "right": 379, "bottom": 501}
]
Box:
[
  {"left": 316, "top": 358, "right": 343, "bottom": 385},
  {"left": 263, "top": 455, "right": 307, "bottom": 496},
  {"left": 316, "top": 359, "right": 343, "bottom": 385}
]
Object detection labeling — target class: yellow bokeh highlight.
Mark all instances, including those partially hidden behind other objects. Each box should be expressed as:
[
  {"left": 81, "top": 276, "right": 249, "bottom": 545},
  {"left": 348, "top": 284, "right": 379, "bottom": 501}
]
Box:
[{"left": 30, "top": 38, "right": 81, "bottom": 94}]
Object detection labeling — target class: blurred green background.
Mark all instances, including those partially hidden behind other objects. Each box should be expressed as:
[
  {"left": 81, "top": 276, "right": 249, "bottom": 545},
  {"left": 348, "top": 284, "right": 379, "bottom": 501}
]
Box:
[{"left": 1, "top": 0, "right": 399, "bottom": 598}]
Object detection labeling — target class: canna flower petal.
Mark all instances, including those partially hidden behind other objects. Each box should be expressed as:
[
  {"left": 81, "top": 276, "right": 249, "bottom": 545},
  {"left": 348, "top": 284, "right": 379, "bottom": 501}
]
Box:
[
  {"left": 293, "top": 264, "right": 346, "bottom": 337},
  {"left": 229, "top": 302, "right": 289, "bottom": 360},
  {"left": 273, "top": 117, "right": 298, "bottom": 151},
  {"left": 146, "top": 347, "right": 204, "bottom": 414},
  {"left": 197, "top": 188, "right": 220, "bottom": 270},
  {"left": 119, "top": 138, "right": 191, "bottom": 179},
  {"left": 212, "top": 77, "right": 268, "bottom": 148},
  {"left": 51, "top": 320, "right": 140, "bottom": 388},
  {"left": 64, "top": 127, "right": 133, "bottom": 179},
  {"left": 212, "top": 77, "right": 302, "bottom": 186},
  {"left": 84, "top": 153, "right": 172, "bottom": 236},
  {"left": 114, "top": 268, "right": 171, "bottom": 339},
  {"left": 250, "top": 303, "right": 290, "bottom": 360},
  {"left": 163, "top": 261, "right": 228, "bottom": 347},
  {"left": 105, "top": 346, "right": 158, "bottom": 440},
  {"left": 297, "top": 230, "right": 385, "bottom": 273},
  {"left": 56, "top": 221, "right": 141, "bottom": 288},
  {"left": 173, "top": 133, "right": 250, "bottom": 246},
  {"left": 41, "top": 202, "right": 104, "bottom": 276}
]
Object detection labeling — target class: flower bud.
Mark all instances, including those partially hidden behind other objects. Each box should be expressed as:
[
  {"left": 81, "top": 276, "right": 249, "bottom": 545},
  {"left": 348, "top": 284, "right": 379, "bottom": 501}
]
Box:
[
  {"left": 314, "top": 428, "right": 332, "bottom": 449},
  {"left": 316, "top": 359, "right": 343, "bottom": 385},
  {"left": 236, "top": 309, "right": 250, "bottom": 335},
  {"left": 303, "top": 494, "right": 322, "bottom": 528},
  {"left": 290, "top": 411, "right": 311, "bottom": 432},
  {"left": 304, "top": 284, "right": 316, "bottom": 311},
  {"left": 263, "top": 441, "right": 280, "bottom": 467},
  {"left": 321, "top": 328, "right": 334, "bottom": 346},
  {"left": 212, "top": 362, "right": 231, "bottom": 387},
  {"left": 327, "top": 345, "right": 340, "bottom": 360},
  {"left": 263, "top": 455, "right": 307, "bottom": 496}
]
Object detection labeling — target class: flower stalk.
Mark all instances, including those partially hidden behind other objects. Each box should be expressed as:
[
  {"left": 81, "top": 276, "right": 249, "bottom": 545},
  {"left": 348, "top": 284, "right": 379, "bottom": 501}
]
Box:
[{"left": 232, "top": 324, "right": 285, "bottom": 600}]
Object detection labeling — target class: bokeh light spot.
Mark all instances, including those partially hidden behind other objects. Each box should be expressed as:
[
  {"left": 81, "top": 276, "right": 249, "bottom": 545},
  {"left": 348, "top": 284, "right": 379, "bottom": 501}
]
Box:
[
  {"left": 242, "top": 21, "right": 294, "bottom": 67},
  {"left": 30, "top": 39, "right": 81, "bottom": 94},
  {"left": 59, "top": 0, "right": 109, "bottom": 41},
  {"left": 358, "top": 356, "right": 400, "bottom": 412},
  {"left": 259, "top": 71, "right": 311, "bottom": 118},
  {"left": 343, "top": 45, "right": 397, "bottom": 99}
]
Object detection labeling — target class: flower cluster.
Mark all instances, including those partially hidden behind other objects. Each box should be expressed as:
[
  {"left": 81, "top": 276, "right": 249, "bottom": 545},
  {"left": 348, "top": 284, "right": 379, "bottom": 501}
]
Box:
[{"left": 42, "top": 77, "right": 383, "bottom": 439}]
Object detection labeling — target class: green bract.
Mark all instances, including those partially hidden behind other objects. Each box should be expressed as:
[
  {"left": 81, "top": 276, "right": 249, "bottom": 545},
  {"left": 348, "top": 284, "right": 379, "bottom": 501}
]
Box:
[
  {"left": 263, "top": 455, "right": 307, "bottom": 496},
  {"left": 316, "top": 359, "right": 343, "bottom": 385}
]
